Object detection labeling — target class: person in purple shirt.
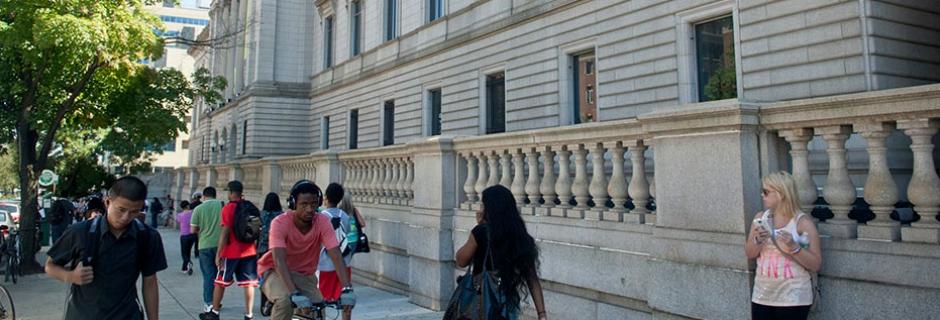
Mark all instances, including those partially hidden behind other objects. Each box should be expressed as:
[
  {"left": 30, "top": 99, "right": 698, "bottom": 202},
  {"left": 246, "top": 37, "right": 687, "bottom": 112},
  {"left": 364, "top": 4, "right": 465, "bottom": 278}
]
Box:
[{"left": 176, "top": 201, "right": 197, "bottom": 275}]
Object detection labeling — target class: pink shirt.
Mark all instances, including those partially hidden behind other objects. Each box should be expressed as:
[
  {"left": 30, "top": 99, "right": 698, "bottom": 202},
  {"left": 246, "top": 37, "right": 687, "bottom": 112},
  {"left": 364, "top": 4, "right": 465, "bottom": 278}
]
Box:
[
  {"left": 257, "top": 212, "right": 339, "bottom": 276},
  {"left": 176, "top": 210, "right": 193, "bottom": 236}
]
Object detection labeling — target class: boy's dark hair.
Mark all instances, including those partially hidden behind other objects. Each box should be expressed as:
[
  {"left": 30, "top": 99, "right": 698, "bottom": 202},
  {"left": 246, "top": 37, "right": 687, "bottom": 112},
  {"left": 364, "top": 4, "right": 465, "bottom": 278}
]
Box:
[
  {"left": 202, "top": 186, "right": 217, "bottom": 198},
  {"left": 325, "top": 183, "right": 344, "bottom": 205},
  {"left": 180, "top": 201, "right": 190, "bottom": 210},
  {"left": 108, "top": 176, "right": 148, "bottom": 202}
]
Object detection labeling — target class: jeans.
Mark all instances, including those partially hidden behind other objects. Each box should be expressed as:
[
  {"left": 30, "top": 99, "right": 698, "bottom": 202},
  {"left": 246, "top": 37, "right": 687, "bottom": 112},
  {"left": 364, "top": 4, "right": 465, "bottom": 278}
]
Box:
[
  {"left": 198, "top": 247, "right": 219, "bottom": 305},
  {"left": 180, "top": 234, "right": 198, "bottom": 271}
]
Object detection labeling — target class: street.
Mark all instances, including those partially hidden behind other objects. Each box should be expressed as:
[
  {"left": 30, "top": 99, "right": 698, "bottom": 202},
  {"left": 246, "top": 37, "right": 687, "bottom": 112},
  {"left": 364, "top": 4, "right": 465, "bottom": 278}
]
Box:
[{"left": 6, "top": 227, "right": 444, "bottom": 320}]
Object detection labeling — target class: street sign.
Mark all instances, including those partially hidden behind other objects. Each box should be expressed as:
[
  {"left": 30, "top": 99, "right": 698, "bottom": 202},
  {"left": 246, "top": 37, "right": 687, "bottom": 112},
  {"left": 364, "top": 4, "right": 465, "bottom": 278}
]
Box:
[{"left": 39, "top": 169, "right": 57, "bottom": 187}]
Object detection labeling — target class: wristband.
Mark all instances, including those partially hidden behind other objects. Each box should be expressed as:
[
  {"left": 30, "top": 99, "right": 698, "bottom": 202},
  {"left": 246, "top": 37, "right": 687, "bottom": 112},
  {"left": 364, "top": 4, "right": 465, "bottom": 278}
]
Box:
[{"left": 789, "top": 246, "right": 801, "bottom": 255}]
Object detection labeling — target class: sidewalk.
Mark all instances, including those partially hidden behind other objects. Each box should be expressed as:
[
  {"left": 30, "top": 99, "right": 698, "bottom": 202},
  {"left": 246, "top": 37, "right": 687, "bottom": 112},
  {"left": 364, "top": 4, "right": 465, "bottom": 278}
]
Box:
[{"left": 7, "top": 227, "right": 444, "bottom": 320}]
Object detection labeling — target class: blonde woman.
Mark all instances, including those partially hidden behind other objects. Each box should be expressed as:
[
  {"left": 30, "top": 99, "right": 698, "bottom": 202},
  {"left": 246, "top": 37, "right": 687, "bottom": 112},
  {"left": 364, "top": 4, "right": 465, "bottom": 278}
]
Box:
[{"left": 745, "top": 172, "right": 822, "bottom": 319}]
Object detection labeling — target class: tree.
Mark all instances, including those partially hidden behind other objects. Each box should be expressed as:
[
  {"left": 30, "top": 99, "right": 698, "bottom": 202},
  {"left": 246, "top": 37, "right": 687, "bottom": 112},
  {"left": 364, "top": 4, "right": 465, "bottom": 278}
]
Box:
[{"left": 0, "top": 0, "right": 225, "bottom": 272}]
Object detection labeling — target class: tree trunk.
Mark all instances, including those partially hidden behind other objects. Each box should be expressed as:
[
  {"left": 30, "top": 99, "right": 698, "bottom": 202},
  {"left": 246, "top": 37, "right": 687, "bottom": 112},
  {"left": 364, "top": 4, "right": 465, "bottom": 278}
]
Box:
[{"left": 16, "top": 120, "right": 44, "bottom": 274}]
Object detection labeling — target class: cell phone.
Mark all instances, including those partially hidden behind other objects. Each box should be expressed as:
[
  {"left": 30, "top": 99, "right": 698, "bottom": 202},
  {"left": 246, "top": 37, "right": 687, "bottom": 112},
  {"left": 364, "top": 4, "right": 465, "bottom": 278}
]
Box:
[{"left": 754, "top": 218, "right": 770, "bottom": 232}]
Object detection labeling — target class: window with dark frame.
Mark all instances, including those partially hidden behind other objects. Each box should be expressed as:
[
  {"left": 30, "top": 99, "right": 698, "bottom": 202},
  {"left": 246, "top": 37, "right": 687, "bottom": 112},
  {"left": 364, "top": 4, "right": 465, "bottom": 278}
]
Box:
[
  {"left": 485, "top": 72, "right": 505, "bottom": 135},
  {"left": 429, "top": 88, "right": 442, "bottom": 136},
  {"left": 350, "top": 1, "right": 363, "bottom": 56},
  {"left": 694, "top": 15, "right": 736, "bottom": 102},
  {"left": 242, "top": 120, "right": 247, "bottom": 154},
  {"left": 572, "top": 51, "right": 597, "bottom": 124},
  {"left": 383, "top": 100, "right": 395, "bottom": 146},
  {"left": 348, "top": 110, "right": 359, "bottom": 150},
  {"left": 385, "top": 0, "right": 397, "bottom": 41},
  {"left": 321, "top": 116, "right": 330, "bottom": 150},
  {"left": 428, "top": 0, "right": 443, "bottom": 22},
  {"left": 324, "top": 16, "right": 334, "bottom": 68}
]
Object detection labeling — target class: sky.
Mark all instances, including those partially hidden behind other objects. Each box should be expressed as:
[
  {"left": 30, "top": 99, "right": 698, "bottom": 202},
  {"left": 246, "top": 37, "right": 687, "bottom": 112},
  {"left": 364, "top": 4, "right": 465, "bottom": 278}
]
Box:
[{"left": 179, "top": 0, "right": 211, "bottom": 9}]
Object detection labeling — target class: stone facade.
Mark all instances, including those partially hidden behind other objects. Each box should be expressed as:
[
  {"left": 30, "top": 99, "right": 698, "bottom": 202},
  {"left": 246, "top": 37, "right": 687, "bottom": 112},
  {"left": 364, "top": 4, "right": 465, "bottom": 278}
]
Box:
[{"left": 165, "top": 1, "right": 940, "bottom": 319}]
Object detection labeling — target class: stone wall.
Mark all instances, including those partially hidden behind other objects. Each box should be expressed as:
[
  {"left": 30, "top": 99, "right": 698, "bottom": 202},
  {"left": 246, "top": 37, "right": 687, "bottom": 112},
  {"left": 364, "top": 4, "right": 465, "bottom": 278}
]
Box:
[{"left": 164, "top": 84, "right": 940, "bottom": 319}]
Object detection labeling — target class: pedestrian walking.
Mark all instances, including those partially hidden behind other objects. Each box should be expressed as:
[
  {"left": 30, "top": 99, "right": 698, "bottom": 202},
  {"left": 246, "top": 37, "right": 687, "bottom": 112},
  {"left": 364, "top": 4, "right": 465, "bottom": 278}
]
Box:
[
  {"left": 257, "top": 192, "right": 284, "bottom": 313},
  {"left": 149, "top": 197, "right": 163, "bottom": 228},
  {"left": 191, "top": 186, "right": 225, "bottom": 313},
  {"left": 746, "top": 172, "right": 822, "bottom": 320},
  {"left": 201, "top": 181, "right": 260, "bottom": 320},
  {"left": 44, "top": 176, "right": 168, "bottom": 320},
  {"left": 177, "top": 201, "right": 197, "bottom": 275},
  {"left": 318, "top": 183, "right": 358, "bottom": 320},
  {"left": 453, "top": 185, "right": 547, "bottom": 320}
]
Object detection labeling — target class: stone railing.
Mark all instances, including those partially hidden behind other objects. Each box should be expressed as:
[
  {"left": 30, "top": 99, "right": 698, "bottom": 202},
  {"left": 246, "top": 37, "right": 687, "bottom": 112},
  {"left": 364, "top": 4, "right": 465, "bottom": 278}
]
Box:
[
  {"left": 239, "top": 160, "right": 264, "bottom": 203},
  {"left": 338, "top": 145, "right": 415, "bottom": 206},
  {"left": 761, "top": 85, "right": 940, "bottom": 244},
  {"left": 453, "top": 120, "right": 656, "bottom": 224},
  {"left": 275, "top": 155, "right": 318, "bottom": 200}
]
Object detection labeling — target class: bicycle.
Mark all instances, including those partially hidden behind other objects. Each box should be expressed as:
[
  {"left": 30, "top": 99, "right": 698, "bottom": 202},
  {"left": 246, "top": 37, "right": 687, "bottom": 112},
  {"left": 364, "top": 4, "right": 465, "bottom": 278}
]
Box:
[
  {"left": 0, "top": 283, "right": 13, "bottom": 319},
  {"left": 0, "top": 226, "right": 19, "bottom": 285},
  {"left": 2, "top": 227, "right": 20, "bottom": 284},
  {"left": 289, "top": 295, "right": 343, "bottom": 320}
]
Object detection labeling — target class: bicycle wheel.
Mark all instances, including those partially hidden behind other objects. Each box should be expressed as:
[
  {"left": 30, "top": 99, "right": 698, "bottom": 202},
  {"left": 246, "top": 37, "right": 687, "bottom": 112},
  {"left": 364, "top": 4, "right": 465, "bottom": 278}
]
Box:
[{"left": 0, "top": 284, "right": 15, "bottom": 319}]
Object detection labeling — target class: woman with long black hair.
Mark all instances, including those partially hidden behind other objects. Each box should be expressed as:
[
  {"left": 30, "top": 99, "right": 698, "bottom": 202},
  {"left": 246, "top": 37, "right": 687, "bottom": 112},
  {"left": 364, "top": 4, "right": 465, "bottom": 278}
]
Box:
[{"left": 456, "top": 185, "right": 548, "bottom": 320}]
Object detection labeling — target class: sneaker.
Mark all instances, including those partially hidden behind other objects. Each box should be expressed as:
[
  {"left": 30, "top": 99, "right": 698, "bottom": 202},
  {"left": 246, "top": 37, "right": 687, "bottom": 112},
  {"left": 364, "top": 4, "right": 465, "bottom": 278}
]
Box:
[
  {"left": 199, "top": 310, "right": 219, "bottom": 320},
  {"left": 244, "top": 314, "right": 254, "bottom": 320},
  {"left": 203, "top": 304, "right": 213, "bottom": 313},
  {"left": 260, "top": 300, "right": 273, "bottom": 317}
]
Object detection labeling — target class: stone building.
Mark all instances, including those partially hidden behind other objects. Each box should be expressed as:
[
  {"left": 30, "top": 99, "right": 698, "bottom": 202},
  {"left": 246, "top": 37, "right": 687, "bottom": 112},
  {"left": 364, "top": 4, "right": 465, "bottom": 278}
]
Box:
[{"left": 164, "top": 1, "right": 940, "bottom": 319}]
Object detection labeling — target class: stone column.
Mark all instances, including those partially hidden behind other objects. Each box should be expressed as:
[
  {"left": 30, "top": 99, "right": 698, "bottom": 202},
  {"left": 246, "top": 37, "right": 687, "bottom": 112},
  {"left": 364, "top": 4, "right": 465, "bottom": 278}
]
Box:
[
  {"left": 462, "top": 153, "right": 478, "bottom": 205},
  {"left": 510, "top": 149, "right": 526, "bottom": 206},
  {"left": 536, "top": 147, "right": 556, "bottom": 216},
  {"left": 606, "top": 142, "right": 628, "bottom": 222},
  {"left": 816, "top": 126, "right": 857, "bottom": 239},
  {"left": 899, "top": 119, "right": 940, "bottom": 244},
  {"left": 779, "top": 129, "right": 819, "bottom": 214},
  {"left": 555, "top": 146, "right": 573, "bottom": 210},
  {"left": 587, "top": 143, "right": 609, "bottom": 219},
  {"left": 524, "top": 148, "right": 541, "bottom": 209},
  {"left": 405, "top": 138, "right": 457, "bottom": 310},
  {"left": 627, "top": 140, "right": 650, "bottom": 224},
  {"left": 856, "top": 122, "right": 900, "bottom": 241},
  {"left": 261, "top": 161, "right": 281, "bottom": 199}
]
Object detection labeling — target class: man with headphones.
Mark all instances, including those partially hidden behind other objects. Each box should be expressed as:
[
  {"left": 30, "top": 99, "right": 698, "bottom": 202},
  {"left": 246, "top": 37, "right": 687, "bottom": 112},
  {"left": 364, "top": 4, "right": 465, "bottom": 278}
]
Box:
[{"left": 256, "top": 180, "right": 356, "bottom": 320}]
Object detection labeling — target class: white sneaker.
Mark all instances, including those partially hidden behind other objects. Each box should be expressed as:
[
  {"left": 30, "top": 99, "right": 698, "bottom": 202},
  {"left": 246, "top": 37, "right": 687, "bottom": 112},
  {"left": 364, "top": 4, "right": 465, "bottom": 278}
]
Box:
[{"left": 203, "top": 304, "right": 213, "bottom": 313}]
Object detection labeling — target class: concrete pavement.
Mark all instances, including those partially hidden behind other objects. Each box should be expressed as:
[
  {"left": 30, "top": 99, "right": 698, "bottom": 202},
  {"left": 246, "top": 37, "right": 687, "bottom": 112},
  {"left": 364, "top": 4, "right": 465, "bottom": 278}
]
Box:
[{"left": 7, "top": 227, "right": 444, "bottom": 320}]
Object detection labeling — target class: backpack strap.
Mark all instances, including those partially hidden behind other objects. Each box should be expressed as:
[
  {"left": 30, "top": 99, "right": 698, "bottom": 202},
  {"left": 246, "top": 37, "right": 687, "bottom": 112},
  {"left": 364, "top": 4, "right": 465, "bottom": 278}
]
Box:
[
  {"left": 133, "top": 219, "right": 151, "bottom": 275},
  {"left": 82, "top": 217, "right": 102, "bottom": 266}
]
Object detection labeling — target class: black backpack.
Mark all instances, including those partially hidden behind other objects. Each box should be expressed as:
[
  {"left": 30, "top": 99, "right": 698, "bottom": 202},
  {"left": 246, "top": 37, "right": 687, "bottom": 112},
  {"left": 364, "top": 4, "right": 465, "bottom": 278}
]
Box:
[
  {"left": 49, "top": 199, "right": 71, "bottom": 225},
  {"left": 232, "top": 200, "right": 262, "bottom": 243}
]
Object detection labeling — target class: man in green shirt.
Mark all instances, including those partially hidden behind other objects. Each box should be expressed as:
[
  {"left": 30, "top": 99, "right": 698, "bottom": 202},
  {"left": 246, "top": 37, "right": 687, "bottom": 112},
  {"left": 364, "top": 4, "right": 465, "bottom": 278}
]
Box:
[{"left": 190, "top": 186, "right": 225, "bottom": 312}]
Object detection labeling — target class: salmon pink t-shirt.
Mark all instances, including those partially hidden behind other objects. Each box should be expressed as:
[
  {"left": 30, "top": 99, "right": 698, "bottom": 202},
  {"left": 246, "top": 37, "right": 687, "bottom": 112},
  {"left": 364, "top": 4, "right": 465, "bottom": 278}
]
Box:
[{"left": 257, "top": 212, "right": 339, "bottom": 276}]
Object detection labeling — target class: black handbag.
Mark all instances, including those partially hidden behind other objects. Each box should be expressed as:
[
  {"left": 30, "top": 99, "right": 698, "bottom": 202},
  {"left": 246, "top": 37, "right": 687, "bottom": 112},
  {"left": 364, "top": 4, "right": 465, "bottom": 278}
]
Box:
[
  {"left": 442, "top": 228, "right": 507, "bottom": 320},
  {"left": 353, "top": 211, "right": 370, "bottom": 253}
]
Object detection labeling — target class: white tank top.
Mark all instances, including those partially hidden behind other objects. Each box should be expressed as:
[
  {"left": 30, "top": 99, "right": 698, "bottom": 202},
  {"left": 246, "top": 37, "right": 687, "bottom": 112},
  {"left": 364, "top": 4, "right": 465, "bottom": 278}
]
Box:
[{"left": 751, "top": 210, "right": 813, "bottom": 306}]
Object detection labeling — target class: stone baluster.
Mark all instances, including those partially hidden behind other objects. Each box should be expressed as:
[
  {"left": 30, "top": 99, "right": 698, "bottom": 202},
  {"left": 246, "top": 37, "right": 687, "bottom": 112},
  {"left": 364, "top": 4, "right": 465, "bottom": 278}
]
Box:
[
  {"left": 571, "top": 144, "right": 590, "bottom": 213},
  {"left": 817, "top": 126, "right": 857, "bottom": 239},
  {"left": 525, "top": 148, "right": 541, "bottom": 208},
  {"left": 475, "top": 151, "right": 489, "bottom": 205},
  {"left": 487, "top": 151, "right": 500, "bottom": 188},
  {"left": 399, "top": 157, "right": 410, "bottom": 200},
  {"left": 606, "top": 142, "right": 628, "bottom": 221},
  {"left": 404, "top": 157, "right": 414, "bottom": 200},
  {"left": 463, "top": 153, "right": 478, "bottom": 204},
  {"left": 370, "top": 159, "right": 381, "bottom": 202},
  {"left": 346, "top": 162, "right": 356, "bottom": 199},
  {"left": 555, "top": 146, "right": 573, "bottom": 209},
  {"left": 627, "top": 140, "right": 650, "bottom": 223},
  {"left": 510, "top": 149, "right": 527, "bottom": 206},
  {"left": 539, "top": 147, "right": 557, "bottom": 210},
  {"left": 391, "top": 157, "right": 403, "bottom": 201},
  {"left": 779, "top": 129, "right": 819, "bottom": 213},
  {"left": 383, "top": 158, "right": 395, "bottom": 201},
  {"left": 898, "top": 119, "right": 940, "bottom": 244},
  {"left": 857, "top": 122, "right": 900, "bottom": 241},
  {"left": 362, "top": 161, "right": 372, "bottom": 201},
  {"left": 589, "top": 143, "right": 610, "bottom": 216},
  {"left": 499, "top": 151, "right": 512, "bottom": 188}
]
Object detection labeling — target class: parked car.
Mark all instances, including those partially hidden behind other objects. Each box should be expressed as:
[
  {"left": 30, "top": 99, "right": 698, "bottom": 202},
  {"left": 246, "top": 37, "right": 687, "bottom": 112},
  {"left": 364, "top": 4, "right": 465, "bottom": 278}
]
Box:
[
  {"left": 0, "top": 210, "right": 11, "bottom": 230},
  {"left": 0, "top": 202, "right": 18, "bottom": 223}
]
